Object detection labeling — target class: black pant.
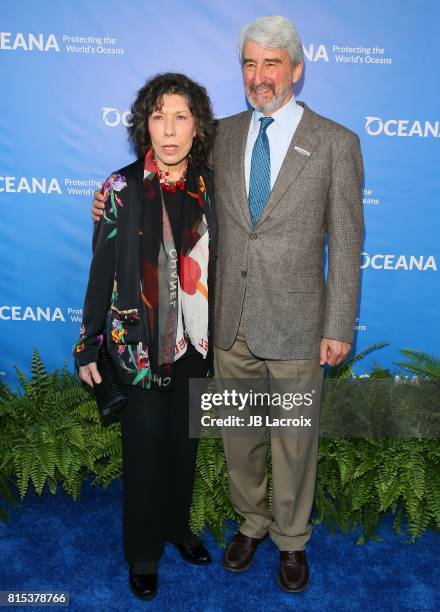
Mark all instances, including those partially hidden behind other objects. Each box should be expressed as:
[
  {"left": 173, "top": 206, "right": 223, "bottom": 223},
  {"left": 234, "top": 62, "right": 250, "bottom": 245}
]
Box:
[{"left": 121, "top": 352, "right": 208, "bottom": 563}]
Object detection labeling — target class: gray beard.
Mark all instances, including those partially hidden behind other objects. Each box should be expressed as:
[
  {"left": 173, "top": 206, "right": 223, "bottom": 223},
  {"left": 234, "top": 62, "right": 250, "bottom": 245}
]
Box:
[{"left": 246, "top": 84, "right": 293, "bottom": 114}]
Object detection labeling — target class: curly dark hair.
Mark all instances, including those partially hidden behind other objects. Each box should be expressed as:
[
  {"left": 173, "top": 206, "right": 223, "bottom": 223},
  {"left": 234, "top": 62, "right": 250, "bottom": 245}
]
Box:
[{"left": 128, "top": 73, "right": 216, "bottom": 169}]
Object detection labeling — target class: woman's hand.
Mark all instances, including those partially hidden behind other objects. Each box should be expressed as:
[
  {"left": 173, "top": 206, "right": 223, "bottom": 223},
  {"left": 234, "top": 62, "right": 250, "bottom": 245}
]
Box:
[
  {"left": 91, "top": 188, "right": 107, "bottom": 221},
  {"left": 79, "top": 362, "right": 102, "bottom": 387}
]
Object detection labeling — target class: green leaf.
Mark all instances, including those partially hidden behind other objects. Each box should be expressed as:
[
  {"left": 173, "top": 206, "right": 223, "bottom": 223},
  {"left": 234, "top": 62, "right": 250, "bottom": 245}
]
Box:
[
  {"left": 132, "top": 369, "right": 150, "bottom": 385},
  {"left": 0, "top": 475, "right": 20, "bottom": 506},
  {"left": 110, "top": 189, "right": 117, "bottom": 216}
]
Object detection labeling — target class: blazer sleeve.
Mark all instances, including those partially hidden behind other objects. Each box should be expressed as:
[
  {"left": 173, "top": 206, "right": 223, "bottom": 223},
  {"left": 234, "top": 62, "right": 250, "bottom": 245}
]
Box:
[
  {"left": 323, "top": 132, "right": 365, "bottom": 343},
  {"left": 72, "top": 192, "right": 117, "bottom": 367}
]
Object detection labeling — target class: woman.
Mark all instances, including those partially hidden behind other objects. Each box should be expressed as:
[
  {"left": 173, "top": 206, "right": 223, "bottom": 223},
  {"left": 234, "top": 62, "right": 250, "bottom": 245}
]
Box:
[{"left": 73, "top": 73, "right": 217, "bottom": 602}]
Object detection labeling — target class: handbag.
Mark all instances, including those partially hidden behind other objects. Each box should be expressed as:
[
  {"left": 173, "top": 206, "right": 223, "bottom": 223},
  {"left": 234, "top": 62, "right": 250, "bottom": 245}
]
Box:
[{"left": 94, "top": 335, "right": 127, "bottom": 418}]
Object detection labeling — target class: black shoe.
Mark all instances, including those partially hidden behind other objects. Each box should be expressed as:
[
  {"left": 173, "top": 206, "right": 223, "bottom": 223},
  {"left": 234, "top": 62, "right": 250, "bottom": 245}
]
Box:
[
  {"left": 129, "top": 566, "right": 157, "bottom": 601},
  {"left": 175, "top": 541, "right": 212, "bottom": 565}
]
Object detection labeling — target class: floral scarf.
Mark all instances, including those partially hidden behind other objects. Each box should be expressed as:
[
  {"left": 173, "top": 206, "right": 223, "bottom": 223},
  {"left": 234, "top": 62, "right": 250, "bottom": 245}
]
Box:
[{"left": 140, "top": 148, "right": 209, "bottom": 388}]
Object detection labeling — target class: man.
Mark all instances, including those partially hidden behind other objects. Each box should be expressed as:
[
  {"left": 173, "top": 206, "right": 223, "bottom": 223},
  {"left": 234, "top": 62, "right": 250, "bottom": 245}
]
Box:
[{"left": 91, "top": 15, "right": 364, "bottom": 594}]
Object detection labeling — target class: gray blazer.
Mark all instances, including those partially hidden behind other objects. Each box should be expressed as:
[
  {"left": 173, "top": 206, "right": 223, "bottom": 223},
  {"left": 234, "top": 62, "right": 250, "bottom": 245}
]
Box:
[{"left": 212, "top": 101, "right": 364, "bottom": 360}]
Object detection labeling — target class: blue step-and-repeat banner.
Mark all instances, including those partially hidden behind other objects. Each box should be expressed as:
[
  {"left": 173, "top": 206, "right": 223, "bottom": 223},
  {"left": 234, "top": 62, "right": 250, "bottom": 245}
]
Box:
[{"left": 0, "top": 0, "right": 438, "bottom": 386}]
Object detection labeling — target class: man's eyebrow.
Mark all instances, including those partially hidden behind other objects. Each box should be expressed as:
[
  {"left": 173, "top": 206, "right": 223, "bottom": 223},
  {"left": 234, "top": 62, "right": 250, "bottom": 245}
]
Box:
[{"left": 242, "top": 56, "right": 283, "bottom": 64}]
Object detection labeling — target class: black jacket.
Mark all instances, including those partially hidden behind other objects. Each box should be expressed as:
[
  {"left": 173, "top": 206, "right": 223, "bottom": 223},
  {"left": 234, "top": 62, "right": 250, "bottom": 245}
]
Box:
[{"left": 73, "top": 158, "right": 217, "bottom": 386}]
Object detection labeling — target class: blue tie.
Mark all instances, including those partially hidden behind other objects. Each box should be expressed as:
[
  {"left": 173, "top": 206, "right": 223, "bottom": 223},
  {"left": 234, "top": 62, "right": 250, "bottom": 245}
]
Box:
[{"left": 248, "top": 116, "right": 274, "bottom": 226}]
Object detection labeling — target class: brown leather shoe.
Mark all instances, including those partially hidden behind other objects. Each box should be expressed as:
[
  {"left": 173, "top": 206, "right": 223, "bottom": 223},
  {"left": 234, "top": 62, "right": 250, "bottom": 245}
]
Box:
[
  {"left": 277, "top": 550, "right": 309, "bottom": 593},
  {"left": 223, "top": 531, "right": 263, "bottom": 572}
]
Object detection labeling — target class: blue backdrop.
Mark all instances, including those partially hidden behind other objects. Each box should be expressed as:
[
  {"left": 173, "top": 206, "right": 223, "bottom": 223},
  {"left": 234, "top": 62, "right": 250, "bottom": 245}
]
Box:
[{"left": 1, "top": 0, "right": 439, "bottom": 386}]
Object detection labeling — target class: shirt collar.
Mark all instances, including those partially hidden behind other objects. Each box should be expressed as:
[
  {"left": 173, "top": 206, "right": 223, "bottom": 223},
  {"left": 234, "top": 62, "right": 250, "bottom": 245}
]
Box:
[{"left": 251, "top": 94, "right": 298, "bottom": 132}]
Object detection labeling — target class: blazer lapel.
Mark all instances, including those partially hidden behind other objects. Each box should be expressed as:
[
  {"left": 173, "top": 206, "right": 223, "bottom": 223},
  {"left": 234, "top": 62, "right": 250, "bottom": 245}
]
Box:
[
  {"left": 228, "top": 110, "right": 253, "bottom": 227},
  {"left": 201, "top": 168, "right": 217, "bottom": 253},
  {"left": 256, "top": 102, "right": 320, "bottom": 226}
]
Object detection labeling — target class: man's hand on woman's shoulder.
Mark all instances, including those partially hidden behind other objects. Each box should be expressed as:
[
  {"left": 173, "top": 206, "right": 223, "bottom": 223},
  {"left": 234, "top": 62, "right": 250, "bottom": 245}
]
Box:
[{"left": 91, "top": 186, "right": 107, "bottom": 221}]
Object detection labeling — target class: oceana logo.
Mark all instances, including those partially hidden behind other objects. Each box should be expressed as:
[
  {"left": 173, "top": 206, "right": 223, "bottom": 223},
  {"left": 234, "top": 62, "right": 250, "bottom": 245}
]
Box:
[
  {"left": 0, "top": 306, "right": 65, "bottom": 322},
  {"left": 302, "top": 44, "right": 329, "bottom": 62},
  {"left": 361, "top": 253, "right": 437, "bottom": 271},
  {"left": 365, "top": 116, "right": 439, "bottom": 138},
  {"left": 0, "top": 177, "right": 61, "bottom": 194},
  {"left": 102, "top": 107, "right": 132, "bottom": 127},
  {"left": 0, "top": 32, "right": 59, "bottom": 52}
]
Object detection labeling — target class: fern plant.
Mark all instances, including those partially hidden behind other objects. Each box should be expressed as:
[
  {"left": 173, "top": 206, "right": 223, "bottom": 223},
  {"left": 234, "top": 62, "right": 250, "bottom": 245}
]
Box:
[
  {"left": 1, "top": 346, "right": 439, "bottom": 547},
  {"left": 395, "top": 349, "right": 440, "bottom": 383},
  {"left": 190, "top": 435, "right": 235, "bottom": 543},
  {"left": 0, "top": 382, "right": 22, "bottom": 521},
  {"left": 0, "top": 350, "right": 122, "bottom": 521},
  {"left": 314, "top": 437, "right": 440, "bottom": 543},
  {"left": 315, "top": 345, "right": 440, "bottom": 542}
]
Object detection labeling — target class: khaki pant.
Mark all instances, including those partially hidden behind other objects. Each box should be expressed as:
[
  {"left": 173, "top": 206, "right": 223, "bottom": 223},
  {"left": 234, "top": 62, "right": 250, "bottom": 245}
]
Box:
[{"left": 214, "top": 319, "right": 323, "bottom": 551}]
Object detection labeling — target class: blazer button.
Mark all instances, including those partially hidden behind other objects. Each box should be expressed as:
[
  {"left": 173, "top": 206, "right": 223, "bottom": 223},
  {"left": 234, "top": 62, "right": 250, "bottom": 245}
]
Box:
[
  {"left": 250, "top": 233, "right": 257, "bottom": 240},
  {"left": 241, "top": 271, "right": 247, "bottom": 278}
]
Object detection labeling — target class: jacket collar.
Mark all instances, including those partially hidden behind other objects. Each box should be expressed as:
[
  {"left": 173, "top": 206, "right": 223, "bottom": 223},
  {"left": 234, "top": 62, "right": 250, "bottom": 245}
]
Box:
[{"left": 228, "top": 101, "right": 322, "bottom": 228}]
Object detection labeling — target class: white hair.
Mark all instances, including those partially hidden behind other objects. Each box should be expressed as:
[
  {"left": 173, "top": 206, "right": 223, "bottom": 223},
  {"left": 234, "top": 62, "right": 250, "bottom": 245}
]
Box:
[{"left": 238, "top": 15, "right": 304, "bottom": 65}]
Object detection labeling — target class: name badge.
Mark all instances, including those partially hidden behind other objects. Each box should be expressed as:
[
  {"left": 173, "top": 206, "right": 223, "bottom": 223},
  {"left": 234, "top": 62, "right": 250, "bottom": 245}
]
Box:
[{"left": 294, "top": 145, "right": 311, "bottom": 157}]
